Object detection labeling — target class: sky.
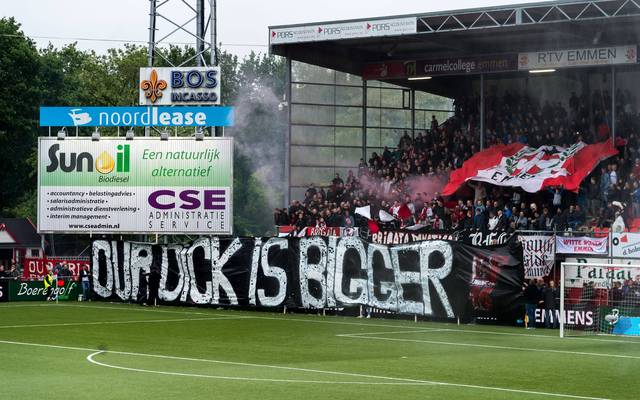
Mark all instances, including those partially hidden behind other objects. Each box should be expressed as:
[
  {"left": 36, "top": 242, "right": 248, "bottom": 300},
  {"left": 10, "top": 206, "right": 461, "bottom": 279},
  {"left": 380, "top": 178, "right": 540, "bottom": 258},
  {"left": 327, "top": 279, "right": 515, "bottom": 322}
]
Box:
[{"left": 2, "top": 0, "right": 552, "bottom": 59}]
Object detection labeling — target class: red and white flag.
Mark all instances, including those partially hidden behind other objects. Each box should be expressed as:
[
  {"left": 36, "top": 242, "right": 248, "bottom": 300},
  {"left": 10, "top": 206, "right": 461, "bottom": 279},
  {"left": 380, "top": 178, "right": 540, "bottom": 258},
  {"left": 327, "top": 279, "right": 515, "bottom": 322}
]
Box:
[{"left": 443, "top": 140, "right": 618, "bottom": 195}]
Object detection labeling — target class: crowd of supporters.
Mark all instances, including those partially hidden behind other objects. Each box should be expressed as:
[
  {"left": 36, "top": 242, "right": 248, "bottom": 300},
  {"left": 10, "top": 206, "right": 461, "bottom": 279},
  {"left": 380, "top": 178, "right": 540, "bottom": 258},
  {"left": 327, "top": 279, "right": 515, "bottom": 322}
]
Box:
[
  {"left": 0, "top": 262, "right": 20, "bottom": 280},
  {"left": 276, "top": 89, "right": 640, "bottom": 233}
]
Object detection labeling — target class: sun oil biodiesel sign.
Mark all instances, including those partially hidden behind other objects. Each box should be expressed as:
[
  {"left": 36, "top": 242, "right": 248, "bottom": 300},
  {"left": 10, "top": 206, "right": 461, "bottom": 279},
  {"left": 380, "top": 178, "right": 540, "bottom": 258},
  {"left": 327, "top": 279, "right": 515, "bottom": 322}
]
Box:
[{"left": 37, "top": 137, "right": 233, "bottom": 235}]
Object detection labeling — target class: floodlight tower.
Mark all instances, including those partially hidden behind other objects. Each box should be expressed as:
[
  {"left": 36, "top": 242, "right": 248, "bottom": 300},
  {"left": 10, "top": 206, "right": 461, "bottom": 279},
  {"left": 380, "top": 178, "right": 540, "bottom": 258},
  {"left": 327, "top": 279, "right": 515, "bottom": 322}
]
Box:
[{"left": 146, "top": 0, "right": 219, "bottom": 136}]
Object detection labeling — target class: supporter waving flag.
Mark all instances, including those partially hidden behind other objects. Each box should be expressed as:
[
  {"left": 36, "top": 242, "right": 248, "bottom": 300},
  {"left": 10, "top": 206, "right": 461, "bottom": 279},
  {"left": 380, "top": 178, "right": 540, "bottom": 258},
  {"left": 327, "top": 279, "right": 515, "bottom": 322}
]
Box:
[{"left": 443, "top": 139, "right": 618, "bottom": 195}]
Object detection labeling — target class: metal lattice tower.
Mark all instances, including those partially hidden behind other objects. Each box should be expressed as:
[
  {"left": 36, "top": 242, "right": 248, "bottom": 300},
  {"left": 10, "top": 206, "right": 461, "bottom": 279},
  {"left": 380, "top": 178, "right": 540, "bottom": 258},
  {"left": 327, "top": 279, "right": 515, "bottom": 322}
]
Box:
[
  {"left": 145, "top": 0, "right": 220, "bottom": 137},
  {"left": 147, "top": 0, "right": 217, "bottom": 68}
]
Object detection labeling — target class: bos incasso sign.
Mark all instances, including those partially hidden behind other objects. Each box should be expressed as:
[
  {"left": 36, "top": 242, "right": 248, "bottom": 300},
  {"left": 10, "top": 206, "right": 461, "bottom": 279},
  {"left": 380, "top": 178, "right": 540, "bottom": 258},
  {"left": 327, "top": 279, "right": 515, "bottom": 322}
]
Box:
[
  {"left": 139, "top": 67, "right": 221, "bottom": 106},
  {"left": 37, "top": 137, "right": 233, "bottom": 235}
]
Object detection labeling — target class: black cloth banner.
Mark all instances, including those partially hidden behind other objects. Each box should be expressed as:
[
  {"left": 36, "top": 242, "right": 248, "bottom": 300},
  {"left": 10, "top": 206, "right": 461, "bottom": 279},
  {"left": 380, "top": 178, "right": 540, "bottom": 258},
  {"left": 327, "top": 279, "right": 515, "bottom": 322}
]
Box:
[
  {"left": 367, "top": 229, "right": 512, "bottom": 247},
  {"left": 91, "top": 237, "right": 523, "bottom": 320}
]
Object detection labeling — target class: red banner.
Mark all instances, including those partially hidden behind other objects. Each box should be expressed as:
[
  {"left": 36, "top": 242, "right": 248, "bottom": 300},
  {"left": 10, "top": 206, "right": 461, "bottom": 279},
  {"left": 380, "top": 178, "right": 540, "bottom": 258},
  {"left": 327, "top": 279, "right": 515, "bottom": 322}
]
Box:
[
  {"left": 277, "top": 226, "right": 359, "bottom": 238},
  {"left": 22, "top": 258, "right": 89, "bottom": 280},
  {"left": 443, "top": 140, "right": 618, "bottom": 195}
]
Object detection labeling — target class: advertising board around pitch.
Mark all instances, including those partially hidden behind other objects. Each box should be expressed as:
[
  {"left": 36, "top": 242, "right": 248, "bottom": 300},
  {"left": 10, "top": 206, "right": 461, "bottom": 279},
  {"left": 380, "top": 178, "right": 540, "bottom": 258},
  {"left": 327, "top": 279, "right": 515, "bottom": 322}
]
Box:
[{"left": 37, "top": 137, "right": 233, "bottom": 235}]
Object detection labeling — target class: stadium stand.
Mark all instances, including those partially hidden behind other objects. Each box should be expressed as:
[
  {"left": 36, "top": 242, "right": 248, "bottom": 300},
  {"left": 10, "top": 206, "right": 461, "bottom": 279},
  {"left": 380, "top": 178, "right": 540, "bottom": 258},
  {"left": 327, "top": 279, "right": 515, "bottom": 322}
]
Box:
[{"left": 278, "top": 89, "right": 640, "bottom": 233}]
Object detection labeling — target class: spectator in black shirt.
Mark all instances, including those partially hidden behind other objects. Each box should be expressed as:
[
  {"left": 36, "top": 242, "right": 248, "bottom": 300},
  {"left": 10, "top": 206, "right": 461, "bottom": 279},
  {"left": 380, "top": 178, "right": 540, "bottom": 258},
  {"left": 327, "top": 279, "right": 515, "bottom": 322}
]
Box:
[
  {"left": 524, "top": 279, "right": 541, "bottom": 329},
  {"left": 332, "top": 173, "right": 344, "bottom": 187}
]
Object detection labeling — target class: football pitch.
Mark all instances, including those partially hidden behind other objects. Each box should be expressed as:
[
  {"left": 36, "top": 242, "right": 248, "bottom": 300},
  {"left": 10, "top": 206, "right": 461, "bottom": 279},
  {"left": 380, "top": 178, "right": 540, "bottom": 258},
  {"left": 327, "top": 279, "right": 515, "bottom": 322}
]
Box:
[{"left": 1, "top": 303, "right": 638, "bottom": 400}]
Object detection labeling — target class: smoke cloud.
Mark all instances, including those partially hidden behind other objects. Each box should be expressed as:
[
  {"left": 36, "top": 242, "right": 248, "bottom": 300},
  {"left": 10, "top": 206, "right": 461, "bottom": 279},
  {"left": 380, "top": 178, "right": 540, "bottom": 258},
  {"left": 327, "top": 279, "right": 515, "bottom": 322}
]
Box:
[{"left": 226, "top": 75, "right": 287, "bottom": 209}]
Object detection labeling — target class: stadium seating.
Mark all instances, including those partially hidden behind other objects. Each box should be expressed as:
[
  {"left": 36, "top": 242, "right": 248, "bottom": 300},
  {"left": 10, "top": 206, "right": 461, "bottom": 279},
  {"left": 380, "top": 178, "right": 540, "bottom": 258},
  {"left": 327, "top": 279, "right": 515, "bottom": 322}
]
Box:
[{"left": 278, "top": 89, "right": 640, "bottom": 233}]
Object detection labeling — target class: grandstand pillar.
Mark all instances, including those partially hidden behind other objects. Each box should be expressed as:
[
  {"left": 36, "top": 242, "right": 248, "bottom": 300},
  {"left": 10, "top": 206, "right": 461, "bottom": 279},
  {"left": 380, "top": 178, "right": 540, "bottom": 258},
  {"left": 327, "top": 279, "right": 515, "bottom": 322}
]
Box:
[
  {"left": 480, "top": 73, "right": 485, "bottom": 150},
  {"left": 284, "top": 56, "right": 292, "bottom": 208},
  {"left": 362, "top": 79, "right": 367, "bottom": 161},
  {"left": 611, "top": 65, "right": 616, "bottom": 142},
  {"left": 411, "top": 89, "right": 416, "bottom": 140}
]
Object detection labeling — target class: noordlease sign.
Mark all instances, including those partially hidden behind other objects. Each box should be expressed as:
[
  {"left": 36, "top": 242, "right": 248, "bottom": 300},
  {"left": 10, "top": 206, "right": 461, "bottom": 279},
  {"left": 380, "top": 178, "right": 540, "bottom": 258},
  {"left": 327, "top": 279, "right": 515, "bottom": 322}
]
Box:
[{"left": 39, "top": 106, "right": 234, "bottom": 127}]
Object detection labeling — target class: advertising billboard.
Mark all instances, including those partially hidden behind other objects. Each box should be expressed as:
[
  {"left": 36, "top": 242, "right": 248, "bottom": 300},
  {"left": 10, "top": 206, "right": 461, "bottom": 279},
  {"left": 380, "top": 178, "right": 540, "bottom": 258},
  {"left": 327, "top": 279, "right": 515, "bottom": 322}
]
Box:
[
  {"left": 611, "top": 232, "right": 640, "bottom": 258},
  {"left": 37, "top": 137, "right": 233, "bottom": 235},
  {"left": 518, "top": 45, "right": 637, "bottom": 70},
  {"left": 139, "top": 67, "right": 221, "bottom": 106},
  {"left": 363, "top": 54, "right": 519, "bottom": 80},
  {"left": 269, "top": 17, "right": 416, "bottom": 45},
  {"left": 39, "top": 106, "right": 233, "bottom": 127}
]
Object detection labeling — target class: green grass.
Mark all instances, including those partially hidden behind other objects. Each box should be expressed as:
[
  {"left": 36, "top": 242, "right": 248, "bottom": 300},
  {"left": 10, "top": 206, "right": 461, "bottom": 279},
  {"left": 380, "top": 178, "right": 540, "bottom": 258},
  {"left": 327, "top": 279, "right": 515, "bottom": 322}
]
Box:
[{"left": 1, "top": 302, "right": 639, "bottom": 400}]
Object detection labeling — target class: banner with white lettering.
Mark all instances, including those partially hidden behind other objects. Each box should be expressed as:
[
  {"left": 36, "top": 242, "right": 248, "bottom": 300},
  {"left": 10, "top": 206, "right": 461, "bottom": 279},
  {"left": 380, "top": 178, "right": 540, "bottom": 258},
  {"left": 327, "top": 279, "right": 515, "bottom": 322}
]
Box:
[
  {"left": 91, "top": 237, "right": 523, "bottom": 321},
  {"left": 22, "top": 257, "right": 89, "bottom": 280},
  {"left": 520, "top": 235, "right": 555, "bottom": 279},
  {"left": 368, "top": 229, "right": 511, "bottom": 247},
  {"left": 556, "top": 236, "right": 608, "bottom": 255},
  {"left": 277, "top": 226, "right": 359, "bottom": 238}
]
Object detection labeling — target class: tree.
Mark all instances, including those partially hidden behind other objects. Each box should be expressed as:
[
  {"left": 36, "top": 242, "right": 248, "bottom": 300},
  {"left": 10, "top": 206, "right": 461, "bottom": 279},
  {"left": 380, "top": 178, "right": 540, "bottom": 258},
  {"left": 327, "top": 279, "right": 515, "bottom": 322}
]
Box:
[
  {"left": 0, "top": 18, "right": 41, "bottom": 218},
  {"left": 0, "top": 18, "right": 288, "bottom": 237}
]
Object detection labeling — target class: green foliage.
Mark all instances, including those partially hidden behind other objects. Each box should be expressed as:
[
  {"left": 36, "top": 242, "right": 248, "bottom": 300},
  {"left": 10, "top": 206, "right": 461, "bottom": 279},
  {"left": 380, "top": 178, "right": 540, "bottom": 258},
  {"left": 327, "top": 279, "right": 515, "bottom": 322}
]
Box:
[
  {"left": 232, "top": 153, "right": 273, "bottom": 236},
  {"left": 0, "top": 17, "right": 286, "bottom": 237},
  {"left": 0, "top": 18, "right": 41, "bottom": 215}
]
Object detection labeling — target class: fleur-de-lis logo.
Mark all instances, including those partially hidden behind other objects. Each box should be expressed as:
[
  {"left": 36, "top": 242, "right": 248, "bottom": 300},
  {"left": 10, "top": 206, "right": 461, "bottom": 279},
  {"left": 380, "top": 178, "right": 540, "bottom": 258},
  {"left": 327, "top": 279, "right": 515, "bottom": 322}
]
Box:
[{"left": 141, "top": 69, "right": 167, "bottom": 103}]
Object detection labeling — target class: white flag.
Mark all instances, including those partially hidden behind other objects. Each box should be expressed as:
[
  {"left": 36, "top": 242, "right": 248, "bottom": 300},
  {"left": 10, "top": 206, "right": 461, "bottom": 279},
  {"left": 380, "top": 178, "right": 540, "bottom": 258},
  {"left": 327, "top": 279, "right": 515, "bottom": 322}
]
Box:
[
  {"left": 405, "top": 223, "right": 427, "bottom": 231},
  {"left": 355, "top": 205, "right": 371, "bottom": 220},
  {"left": 379, "top": 210, "right": 395, "bottom": 222}
]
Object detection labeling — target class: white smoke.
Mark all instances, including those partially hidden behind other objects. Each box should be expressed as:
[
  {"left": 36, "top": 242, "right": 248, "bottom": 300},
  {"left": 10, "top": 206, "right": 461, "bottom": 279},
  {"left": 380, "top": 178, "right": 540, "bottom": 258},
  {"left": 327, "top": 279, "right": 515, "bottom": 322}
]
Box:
[{"left": 226, "top": 74, "right": 287, "bottom": 209}]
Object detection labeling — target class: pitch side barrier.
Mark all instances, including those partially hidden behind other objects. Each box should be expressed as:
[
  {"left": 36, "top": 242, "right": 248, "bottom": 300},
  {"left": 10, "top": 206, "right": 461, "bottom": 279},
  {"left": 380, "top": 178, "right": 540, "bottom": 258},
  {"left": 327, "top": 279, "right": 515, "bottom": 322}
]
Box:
[{"left": 0, "top": 276, "right": 80, "bottom": 302}]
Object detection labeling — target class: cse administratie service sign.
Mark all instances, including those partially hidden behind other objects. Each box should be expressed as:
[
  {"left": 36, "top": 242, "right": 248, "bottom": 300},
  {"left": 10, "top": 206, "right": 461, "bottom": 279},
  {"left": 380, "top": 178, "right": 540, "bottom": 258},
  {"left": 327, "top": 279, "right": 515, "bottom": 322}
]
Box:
[{"left": 37, "top": 137, "right": 233, "bottom": 235}]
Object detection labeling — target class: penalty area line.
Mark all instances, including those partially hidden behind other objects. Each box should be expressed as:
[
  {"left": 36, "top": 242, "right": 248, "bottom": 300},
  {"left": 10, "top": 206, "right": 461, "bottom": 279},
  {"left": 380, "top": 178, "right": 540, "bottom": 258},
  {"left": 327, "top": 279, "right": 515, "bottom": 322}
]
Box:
[
  {"left": 0, "top": 339, "right": 610, "bottom": 399},
  {"left": 342, "top": 334, "right": 640, "bottom": 360}
]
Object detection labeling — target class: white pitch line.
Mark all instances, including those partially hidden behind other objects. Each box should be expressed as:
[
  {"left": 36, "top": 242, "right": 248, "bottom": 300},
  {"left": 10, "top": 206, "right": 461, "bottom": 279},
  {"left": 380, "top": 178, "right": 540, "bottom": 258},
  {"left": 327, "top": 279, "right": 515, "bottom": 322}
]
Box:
[
  {"left": 0, "top": 339, "right": 611, "bottom": 399},
  {"left": 0, "top": 303, "right": 207, "bottom": 315},
  {"left": 337, "top": 328, "right": 451, "bottom": 337},
  {"left": 0, "top": 315, "right": 249, "bottom": 329},
  {"left": 341, "top": 334, "right": 640, "bottom": 360},
  {"left": 0, "top": 339, "right": 435, "bottom": 385},
  {"left": 85, "top": 351, "right": 434, "bottom": 386},
  {"left": 336, "top": 326, "right": 640, "bottom": 345},
  {"left": 6, "top": 303, "right": 640, "bottom": 345}
]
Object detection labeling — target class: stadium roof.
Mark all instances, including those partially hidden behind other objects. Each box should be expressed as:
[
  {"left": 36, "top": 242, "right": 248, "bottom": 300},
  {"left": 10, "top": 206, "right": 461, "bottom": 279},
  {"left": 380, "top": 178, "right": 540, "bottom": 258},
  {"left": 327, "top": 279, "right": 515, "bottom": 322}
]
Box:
[{"left": 269, "top": 0, "right": 640, "bottom": 81}]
